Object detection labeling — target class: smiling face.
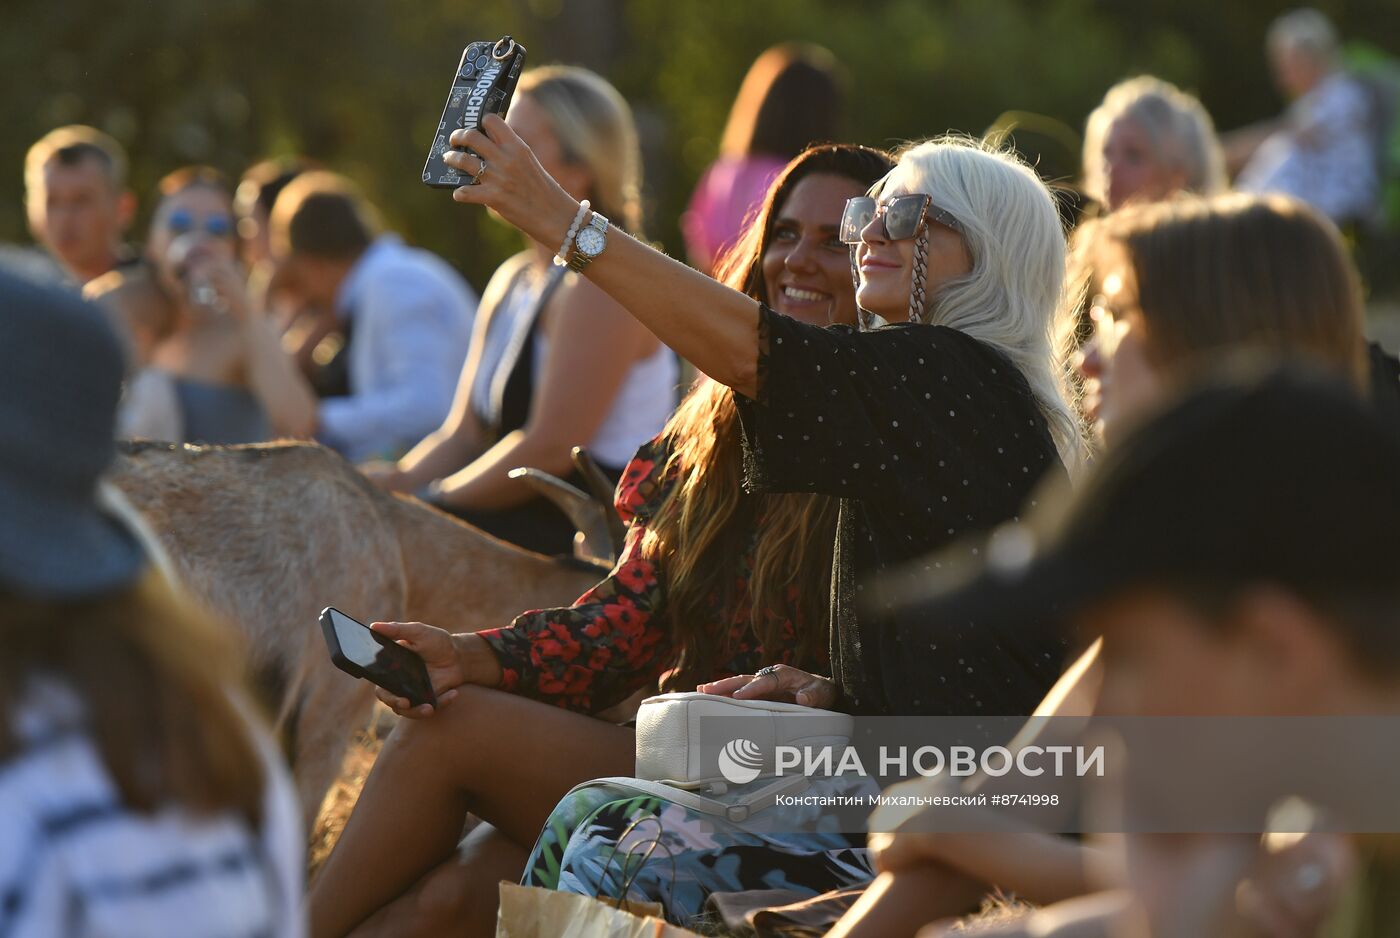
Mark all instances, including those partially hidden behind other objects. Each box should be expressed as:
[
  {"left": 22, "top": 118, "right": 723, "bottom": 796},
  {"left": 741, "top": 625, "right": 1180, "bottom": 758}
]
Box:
[
  {"left": 853, "top": 168, "right": 971, "bottom": 322},
  {"left": 761, "top": 173, "right": 866, "bottom": 326},
  {"left": 1100, "top": 116, "right": 1186, "bottom": 213}
]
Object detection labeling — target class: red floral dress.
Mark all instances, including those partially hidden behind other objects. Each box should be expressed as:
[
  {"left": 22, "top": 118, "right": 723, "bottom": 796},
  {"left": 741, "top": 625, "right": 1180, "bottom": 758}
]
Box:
[{"left": 474, "top": 438, "right": 824, "bottom": 714}]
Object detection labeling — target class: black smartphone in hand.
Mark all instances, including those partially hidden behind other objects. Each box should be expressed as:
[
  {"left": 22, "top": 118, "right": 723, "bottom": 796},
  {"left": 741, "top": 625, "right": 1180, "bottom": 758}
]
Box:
[
  {"left": 422, "top": 35, "right": 527, "bottom": 189},
  {"left": 319, "top": 606, "right": 437, "bottom": 708}
]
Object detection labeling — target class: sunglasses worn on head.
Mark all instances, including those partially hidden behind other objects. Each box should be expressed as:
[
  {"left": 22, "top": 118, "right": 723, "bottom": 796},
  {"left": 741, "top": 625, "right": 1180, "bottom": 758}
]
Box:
[
  {"left": 167, "top": 208, "right": 234, "bottom": 238},
  {"left": 839, "top": 194, "right": 962, "bottom": 244}
]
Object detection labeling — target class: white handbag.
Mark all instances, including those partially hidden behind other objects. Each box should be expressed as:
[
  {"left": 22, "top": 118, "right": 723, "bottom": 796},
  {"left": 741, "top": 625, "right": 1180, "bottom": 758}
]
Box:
[{"left": 587, "top": 691, "right": 854, "bottom": 822}]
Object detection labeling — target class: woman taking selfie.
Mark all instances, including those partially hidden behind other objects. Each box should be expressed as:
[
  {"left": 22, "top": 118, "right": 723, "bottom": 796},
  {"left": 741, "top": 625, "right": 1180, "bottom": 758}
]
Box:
[
  {"left": 444, "top": 119, "right": 1082, "bottom": 719},
  {"left": 309, "top": 144, "right": 896, "bottom": 937}
]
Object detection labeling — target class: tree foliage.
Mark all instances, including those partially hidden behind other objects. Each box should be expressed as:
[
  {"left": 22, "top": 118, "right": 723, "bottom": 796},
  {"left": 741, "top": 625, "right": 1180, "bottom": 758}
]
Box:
[{"left": 2, "top": 0, "right": 1395, "bottom": 287}]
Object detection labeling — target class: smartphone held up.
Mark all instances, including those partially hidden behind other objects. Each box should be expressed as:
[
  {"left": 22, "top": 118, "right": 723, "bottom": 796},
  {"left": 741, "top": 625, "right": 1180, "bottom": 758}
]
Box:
[{"left": 422, "top": 35, "right": 527, "bottom": 189}]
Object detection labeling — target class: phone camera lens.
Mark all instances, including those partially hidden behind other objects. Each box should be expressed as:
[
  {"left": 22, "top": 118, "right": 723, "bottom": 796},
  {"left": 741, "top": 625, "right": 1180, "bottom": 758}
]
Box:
[{"left": 475, "top": 54, "right": 490, "bottom": 70}]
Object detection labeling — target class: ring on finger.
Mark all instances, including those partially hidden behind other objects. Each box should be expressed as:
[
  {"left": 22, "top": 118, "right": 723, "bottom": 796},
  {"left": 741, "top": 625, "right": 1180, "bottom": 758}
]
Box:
[
  {"left": 470, "top": 158, "right": 488, "bottom": 184},
  {"left": 755, "top": 665, "right": 781, "bottom": 677}
]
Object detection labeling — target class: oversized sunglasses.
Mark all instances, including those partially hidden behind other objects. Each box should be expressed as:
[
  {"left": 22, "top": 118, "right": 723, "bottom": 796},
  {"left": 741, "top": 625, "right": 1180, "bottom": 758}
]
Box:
[
  {"left": 838, "top": 194, "right": 962, "bottom": 244},
  {"left": 166, "top": 208, "right": 234, "bottom": 238}
]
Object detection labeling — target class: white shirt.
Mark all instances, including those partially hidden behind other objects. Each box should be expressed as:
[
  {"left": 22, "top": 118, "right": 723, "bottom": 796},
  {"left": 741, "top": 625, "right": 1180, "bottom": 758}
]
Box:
[
  {"left": 318, "top": 235, "right": 478, "bottom": 462},
  {"left": 1238, "top": 72, "right": 1380, "bottom": 224},
  {"left": 0, "top": 682, "right": 305, "bottom": 938},
  {"left": 468, "top": 260, "right": 678, "bottom": 468}
]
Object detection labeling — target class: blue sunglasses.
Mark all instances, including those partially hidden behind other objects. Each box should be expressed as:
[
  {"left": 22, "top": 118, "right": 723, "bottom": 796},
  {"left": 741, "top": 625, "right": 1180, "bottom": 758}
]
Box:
[{"left": 167, "top": 208, "right": 234, "bottom": 238}]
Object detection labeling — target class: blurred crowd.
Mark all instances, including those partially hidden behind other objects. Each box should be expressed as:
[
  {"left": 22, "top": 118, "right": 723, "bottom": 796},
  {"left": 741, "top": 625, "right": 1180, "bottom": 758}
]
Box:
[{"left": 3, "top": 6, "right": 1400, "bottom": 938}]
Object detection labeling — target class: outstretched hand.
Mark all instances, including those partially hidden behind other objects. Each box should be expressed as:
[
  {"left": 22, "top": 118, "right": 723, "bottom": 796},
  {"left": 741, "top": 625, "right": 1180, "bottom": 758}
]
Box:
[
  {"left": 697, "top": 664, "right": 839, "bottom": 710},
  {"left": 445, "top": 115, "right": 580, "bottom": 251}
]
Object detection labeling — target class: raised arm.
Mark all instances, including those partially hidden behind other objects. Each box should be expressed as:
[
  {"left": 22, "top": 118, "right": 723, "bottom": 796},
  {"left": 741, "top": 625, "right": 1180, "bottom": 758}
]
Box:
[{"left": 446, "top": 115, "right": 762, "bottom": 398}]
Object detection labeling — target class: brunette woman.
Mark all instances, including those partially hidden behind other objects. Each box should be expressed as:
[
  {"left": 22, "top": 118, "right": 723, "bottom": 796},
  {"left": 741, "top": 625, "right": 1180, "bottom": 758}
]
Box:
[{"left": 682, "top": 42, "right": 845, "bottom": 274}]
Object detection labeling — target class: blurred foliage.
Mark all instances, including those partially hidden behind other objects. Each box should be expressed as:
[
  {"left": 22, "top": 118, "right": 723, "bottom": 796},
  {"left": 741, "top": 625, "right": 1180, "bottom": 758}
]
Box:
[{"left": 1, "top": 0, "right": 1397, "bottom": 288}]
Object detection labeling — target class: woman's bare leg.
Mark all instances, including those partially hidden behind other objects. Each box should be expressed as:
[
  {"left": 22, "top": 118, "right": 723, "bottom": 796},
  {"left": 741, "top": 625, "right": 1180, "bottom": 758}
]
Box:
[
  {"left": 341, "top": 822, "right": 528, "bottom": 938},
  {"left": 309, "top": 684, "right": 634, "bottom": 937},
  {"left": 824, "top": 866, "right": 986, "bottom": 938}
]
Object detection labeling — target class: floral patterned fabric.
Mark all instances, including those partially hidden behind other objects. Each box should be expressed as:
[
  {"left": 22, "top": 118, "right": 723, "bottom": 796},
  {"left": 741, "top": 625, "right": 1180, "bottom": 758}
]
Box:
[
  {"left": 475, "top": 437, "right": 825, "bottom": 715},
  {"left": 521, "top": 779, "right": 874, "bottom": 928}
]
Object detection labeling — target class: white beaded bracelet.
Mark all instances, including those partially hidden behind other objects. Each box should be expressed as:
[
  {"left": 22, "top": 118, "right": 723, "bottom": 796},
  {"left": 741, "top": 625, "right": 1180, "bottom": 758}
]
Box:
[{"left": 554, "top": 199, "right": 591, "bottom": 268}]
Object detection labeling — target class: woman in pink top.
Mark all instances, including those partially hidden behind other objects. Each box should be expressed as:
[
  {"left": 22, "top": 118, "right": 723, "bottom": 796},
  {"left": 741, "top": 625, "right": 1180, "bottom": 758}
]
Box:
[{"left": 682, "top": 42, "right": 845, "bottom": 274}]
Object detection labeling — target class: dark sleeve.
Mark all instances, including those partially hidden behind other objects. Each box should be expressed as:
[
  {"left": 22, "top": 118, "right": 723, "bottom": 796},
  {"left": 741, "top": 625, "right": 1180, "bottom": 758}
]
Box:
[
  {"left": 734, "top": 305, "right": 1015, "bottom": 500},
  {"left": 473, "top": 449, "right": 675, "bottom": 715}
]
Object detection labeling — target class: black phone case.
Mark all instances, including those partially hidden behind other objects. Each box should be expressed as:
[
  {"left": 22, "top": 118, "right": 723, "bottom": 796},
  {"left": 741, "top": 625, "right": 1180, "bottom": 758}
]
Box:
[
  {"left": 422, "top": 36, "right": 527, "bottom": 189},
  {"left": 319, "top": 607, "right": 437, "bottom": 708}
]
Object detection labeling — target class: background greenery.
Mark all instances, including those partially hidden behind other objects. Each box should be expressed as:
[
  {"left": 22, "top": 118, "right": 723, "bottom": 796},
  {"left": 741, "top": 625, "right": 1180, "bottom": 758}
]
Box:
[{"left": 3, "top": 0, "right": 1397, "bottom": 288}]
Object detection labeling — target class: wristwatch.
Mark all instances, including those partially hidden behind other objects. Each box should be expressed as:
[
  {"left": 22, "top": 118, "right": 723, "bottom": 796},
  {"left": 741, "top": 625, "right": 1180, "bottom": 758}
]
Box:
[{"left": 567, "top": 211, "right": 610, "bottom": 272}]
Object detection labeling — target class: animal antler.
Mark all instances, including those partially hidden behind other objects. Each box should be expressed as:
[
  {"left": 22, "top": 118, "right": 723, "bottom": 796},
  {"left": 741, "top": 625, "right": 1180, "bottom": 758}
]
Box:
[
  {"left": 508, "top": 467, "right": 616, "bottom": 567},
  {"left": 572, "top": 447, "right": 627, "bottom": 557}
]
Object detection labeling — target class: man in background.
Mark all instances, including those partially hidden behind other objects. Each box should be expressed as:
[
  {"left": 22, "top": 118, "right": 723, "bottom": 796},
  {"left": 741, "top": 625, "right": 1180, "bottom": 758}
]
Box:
[
  {"left": 23, "top": 125, "right": 138, "bottom": 287},
  {"left": 268, "top": 170, "right": 477, "bottom": 462},
  {"left": 1235, "top": 8, "right": 1381, "bottom": 225}
]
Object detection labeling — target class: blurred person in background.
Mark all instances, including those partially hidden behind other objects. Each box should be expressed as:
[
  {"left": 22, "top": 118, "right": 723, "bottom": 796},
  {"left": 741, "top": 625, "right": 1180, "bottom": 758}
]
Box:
[
  {"left": 1078, "top": 192, "right": 1393, "bottom": 446},
  {"left": 84, "top": 264, "right": 183, "bottom": 441},
  {"left": 904, "top": 369, "right": 1400, "bottom": 938},
  {"left": 309, "top": 143, "right": 894, "bottom": 938},
  {"left": 681, "top": 42, "right": 845, "bottom": 275},
  {"left": 1081, "top": 76, "right": 1227, "bottom": 215},
  {"left": 364, "top": 67, "right": 675, "bottom": 557},
  {"left": 233, "top": 158, "right": 350, "bottom": 395},
  {"left": 0, "top": 271, "right": 304, "bottom": 937},
  {"left": 23, "top": 125, "right": 138, "bottom": 287},
  {"left": 235, "top": 157, "right": 313, "bottom": 271},
  {"left": 1065, "top": 78, "right": 1227, "bottom": 366},
  {"left": 144, "top": 167, "right": 317, "bottom": 444},
  {"left": 269, "top": 171, "right": 477, "bottom": 463},
  {"left": 832, "top": 193, "right": 1384, "bottom": 938},
  {"left": 1235, "top": 8, "right": 1381, "bottom": 226}
]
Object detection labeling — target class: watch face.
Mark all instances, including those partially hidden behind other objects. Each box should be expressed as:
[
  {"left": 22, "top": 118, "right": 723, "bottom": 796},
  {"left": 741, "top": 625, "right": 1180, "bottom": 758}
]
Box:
[{"left": 576, "top": 226, "right": 606, "bottom": 256}]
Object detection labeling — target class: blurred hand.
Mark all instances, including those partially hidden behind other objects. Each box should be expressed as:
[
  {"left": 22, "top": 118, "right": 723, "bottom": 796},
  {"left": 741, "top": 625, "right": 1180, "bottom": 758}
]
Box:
[
  {"left": 186, "top": 254, "right": 250, "bottom": 321},
  {"left": 1237, "top": 832, "right": 1356, "bottom": 938},
  {"left": 868, "top": 830, "right": 946, "bottom": 874},
  {"left": 367, "top": 624, "right": 499, "bottom": 718},
  {"left": 361, "top": 460, "right": 410, "bottom": 492},
  {"left": 445, "top": 114, "right": 582, "bottom": 251},
  {"left": 697, "top": 664, "right": 838, "bottom": 709}
]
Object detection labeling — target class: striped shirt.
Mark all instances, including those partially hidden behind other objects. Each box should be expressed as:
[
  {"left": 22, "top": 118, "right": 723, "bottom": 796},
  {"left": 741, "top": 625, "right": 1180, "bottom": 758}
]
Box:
[{"left": 0, "top": 682, "right": 305, "bottom": 938}]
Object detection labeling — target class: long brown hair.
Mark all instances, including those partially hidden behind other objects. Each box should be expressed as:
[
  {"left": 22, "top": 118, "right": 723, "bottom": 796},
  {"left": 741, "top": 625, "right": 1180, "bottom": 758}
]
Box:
[
  {"left": 642, "top": 144, "right": 895, "bottom": 686},
  {"left": 718, "top": 44, "right": 845, "bottom": 160},
  {"left": 0, "top": 570, "right": 267, "bottom": 827},
  {"left": 1098, "top": 193, "right": 1368, "bottom": 388}
]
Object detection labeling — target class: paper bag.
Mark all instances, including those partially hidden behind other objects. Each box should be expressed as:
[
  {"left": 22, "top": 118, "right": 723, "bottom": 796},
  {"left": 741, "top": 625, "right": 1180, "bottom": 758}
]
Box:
[{"left": 496, "top": 882, "right": 704, "bottom": 938}]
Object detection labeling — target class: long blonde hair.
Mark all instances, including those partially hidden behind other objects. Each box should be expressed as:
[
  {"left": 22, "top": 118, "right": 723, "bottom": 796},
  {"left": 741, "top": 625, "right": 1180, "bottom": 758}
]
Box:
[
  {"left": 518, "top": 66, "right": 644, "bottom": 235},
  {"left": 888, "top": 136, "right": 1087, "bottom": 474}
]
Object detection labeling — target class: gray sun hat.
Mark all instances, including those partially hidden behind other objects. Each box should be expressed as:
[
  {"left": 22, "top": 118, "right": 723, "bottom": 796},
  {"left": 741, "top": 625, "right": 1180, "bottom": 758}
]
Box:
[{"left": 0, "top": 270, "right": 145, "bottom": 598}]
